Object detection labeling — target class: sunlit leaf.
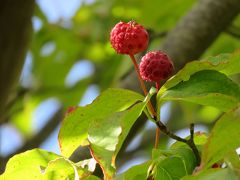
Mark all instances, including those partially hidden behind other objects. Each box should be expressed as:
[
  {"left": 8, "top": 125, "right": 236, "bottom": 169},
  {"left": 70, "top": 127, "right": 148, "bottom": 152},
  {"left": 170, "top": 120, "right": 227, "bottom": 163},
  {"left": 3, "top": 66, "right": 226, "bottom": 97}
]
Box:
[
  {"left": 82, "top": 175, "right": 101, "bottom": 180},
  {"left": 201, "top": 106, "right": 240, "bottom": 169},
  {"left": 88, "top": 88, "right": 155, "bottom": 178},
  {"left": 115, "top": 161, "right": 151, "bottom": 180},
  {"left": 225, "top": 151, "right": 240, "bottom": 176},
  {"left": 89, "top": 102, "right": 147, "bottom": 178},
  {"left": 0, "top": 149, "right": 60, "bottom": 179},
  {"left": 182, "top": 168, "right": 238, "bottom": 180},
  {"left": 58, "top": 88, "right": 143, "bottom": 158},
  {"left": 42, "top": 157, "right": 78, "bottom": 179}
]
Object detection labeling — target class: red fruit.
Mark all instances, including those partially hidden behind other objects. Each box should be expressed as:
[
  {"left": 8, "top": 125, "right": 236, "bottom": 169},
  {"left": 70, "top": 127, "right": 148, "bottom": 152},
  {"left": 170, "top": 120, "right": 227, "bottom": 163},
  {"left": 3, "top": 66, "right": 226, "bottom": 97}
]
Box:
[
  {"left": 110, "top": 21, "right": 149, "bottom": 55},
  {"left": 140, "top": 51, "right": 173, "bottom": 83}
]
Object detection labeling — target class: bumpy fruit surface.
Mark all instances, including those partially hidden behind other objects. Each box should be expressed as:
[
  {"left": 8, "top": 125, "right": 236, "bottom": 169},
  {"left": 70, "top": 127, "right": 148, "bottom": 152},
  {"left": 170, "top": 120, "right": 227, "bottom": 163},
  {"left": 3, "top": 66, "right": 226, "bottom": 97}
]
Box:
[
  {"left": 110, "top": 21, "right": 149, "bottom": 55},
  {"left": 140, "top": 51, "right": 173, "bottom": 83}
]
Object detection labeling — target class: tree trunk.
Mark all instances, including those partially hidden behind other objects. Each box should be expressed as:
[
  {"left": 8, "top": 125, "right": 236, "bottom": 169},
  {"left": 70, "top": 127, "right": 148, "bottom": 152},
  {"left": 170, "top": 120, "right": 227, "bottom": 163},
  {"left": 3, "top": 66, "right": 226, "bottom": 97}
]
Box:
[{"left": 0, "top": 0, "right": 35, "bottom": 123}]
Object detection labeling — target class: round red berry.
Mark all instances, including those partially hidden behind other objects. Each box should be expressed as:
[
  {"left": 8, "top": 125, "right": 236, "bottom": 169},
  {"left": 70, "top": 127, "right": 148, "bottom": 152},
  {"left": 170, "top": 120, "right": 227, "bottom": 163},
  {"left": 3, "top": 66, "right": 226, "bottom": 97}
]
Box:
[
  {"left": 110, "top": 21, "right": 149, "bottom": 55},
  {"left": 140, "top": 51, "right": 174, "bottom": 83}
]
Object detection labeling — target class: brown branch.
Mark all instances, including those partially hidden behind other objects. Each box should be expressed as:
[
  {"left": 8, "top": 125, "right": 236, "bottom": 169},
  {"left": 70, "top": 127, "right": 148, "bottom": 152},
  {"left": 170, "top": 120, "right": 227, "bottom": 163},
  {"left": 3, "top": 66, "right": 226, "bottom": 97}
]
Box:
[
  {"left": 189, "top": 123, "right": 201, "bottom": 165},
  {"left": 0, "top": 0, "right": 35, "bottom": 123},
  {"left": 0, "top": 108, "right": 63, "bottom": 173},
  {"left": 121, "top": 0, "right": 240, "bottom": 92},
  {"left": 161, "top": 0, "right": 240, "bottom": 70}
]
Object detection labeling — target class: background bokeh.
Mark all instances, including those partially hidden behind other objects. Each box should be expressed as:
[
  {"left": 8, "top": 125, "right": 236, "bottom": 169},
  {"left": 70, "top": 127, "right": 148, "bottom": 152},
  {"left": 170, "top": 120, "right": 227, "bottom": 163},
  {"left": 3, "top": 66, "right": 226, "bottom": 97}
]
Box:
[{"left": 1, "top": 0, "right": 240, "bottom": 174}]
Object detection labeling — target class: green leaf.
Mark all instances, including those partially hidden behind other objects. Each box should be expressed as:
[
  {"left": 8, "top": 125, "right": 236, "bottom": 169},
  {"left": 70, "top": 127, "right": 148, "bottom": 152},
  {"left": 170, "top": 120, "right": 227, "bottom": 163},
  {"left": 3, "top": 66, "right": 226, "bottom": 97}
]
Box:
[
  {"left": 158, "top": 51, "right": 240, "bottom": 95},
  {"left": 58, "top": 88, "right": 143, "bottom": 158},
  {"left": 225, "top": 151, "right": 240, "bottom": 176},
  {"left": 158, "top": 70, "right": 240, "bottom": 112},
  {"left": 89, "top": 100, "right": 150, "bottom": 178},
  {"left": 1, "top": 149, "right": 95, "bottom": 180},
  {"left": 115, "top": 161, "right": 151, "bottom": 180},
  {"left": 87, "top": 89, "right": 156, "bottom": 178},
  {"left": 204, "top": 33, "right": 240, "bottom": 57},
  {"left": 169, "top": 147, "right": 197, "bottom": 174},
  {"left": 208, "top": 50, "right": 240, "bottom": 75},
  {"left": 42, "top": 157, "right": 78, "bottom": 179},
  {"left": 182, "top": 168, "right": 238, "bottom": 180},
  {"left": 152, "top": 167, "right": 172, "bottom": 180},
  {"left": 151, "top": 147, "right": 197, "bottom": 179},
  {"left": 201, "top": 106, "right": 240, "bottom": 169},
  {"left": 153, "top": 156, "right": 188, "bottom": 180},
  {"left": 82, "top": 175, "right": 101, "bottom": 180},
  {"left": 0, "top": 149, "right": 60, "bottom": 179}
]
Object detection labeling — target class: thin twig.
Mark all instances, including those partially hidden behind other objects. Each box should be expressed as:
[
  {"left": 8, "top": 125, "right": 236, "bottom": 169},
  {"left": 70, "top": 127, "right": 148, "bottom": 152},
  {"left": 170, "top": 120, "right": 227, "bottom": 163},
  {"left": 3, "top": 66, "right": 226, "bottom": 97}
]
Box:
[
  {"left": 155, "top": 121, "right": 201, "bottom": 165},
  {"left": 154, "top": 82, "right": 161, "bottom": 148},
  {"left": 188, "top": 123, "right": 201, "bottom": 165},
  {"left": 190, "top": 123, "right": 194, "bottom": 140},
  {"left": 155, "top": 121, "right": 187, "bottom": 143}
]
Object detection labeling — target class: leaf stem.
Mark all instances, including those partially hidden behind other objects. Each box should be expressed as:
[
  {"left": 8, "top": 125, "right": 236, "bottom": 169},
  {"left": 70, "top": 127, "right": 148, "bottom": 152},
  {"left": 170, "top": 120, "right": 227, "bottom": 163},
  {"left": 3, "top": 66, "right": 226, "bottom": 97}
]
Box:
[
  {"left": 129, "top": 54, "right": 148, "bottom": 96},
  {"left": 155, "top": 82, "right": 160, "bottom": 91},
  {"left": 154, "top": 82, "right": 161, "bottom": 148}
]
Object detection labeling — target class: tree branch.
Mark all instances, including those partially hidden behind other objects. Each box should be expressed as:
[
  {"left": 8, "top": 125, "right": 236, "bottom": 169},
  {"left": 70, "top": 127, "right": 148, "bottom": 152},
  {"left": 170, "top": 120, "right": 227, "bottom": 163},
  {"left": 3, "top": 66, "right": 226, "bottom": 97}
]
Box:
[{"left": 161, "top": 0, "right": 240, "bottom": 70}]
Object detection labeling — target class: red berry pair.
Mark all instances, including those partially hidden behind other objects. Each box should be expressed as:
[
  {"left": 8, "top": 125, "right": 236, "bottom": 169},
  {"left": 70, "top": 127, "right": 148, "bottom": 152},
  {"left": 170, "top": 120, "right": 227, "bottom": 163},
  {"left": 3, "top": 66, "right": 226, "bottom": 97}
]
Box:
[{"left": 110, "top": 21, "right": 174, "bottom": 84}]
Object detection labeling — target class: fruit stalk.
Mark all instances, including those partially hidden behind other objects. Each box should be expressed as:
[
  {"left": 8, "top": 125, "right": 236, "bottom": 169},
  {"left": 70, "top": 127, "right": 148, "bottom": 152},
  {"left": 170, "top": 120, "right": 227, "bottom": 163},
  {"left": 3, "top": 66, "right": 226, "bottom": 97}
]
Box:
[
  {"left": 129, "top": 54, "right": 157, "bottom": 118},
  {"left": 129, "top": 54, "right": 161, "bottom": 149},
  {"left": 154, "top": 82, "right": 161, "bottom": 148}
]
